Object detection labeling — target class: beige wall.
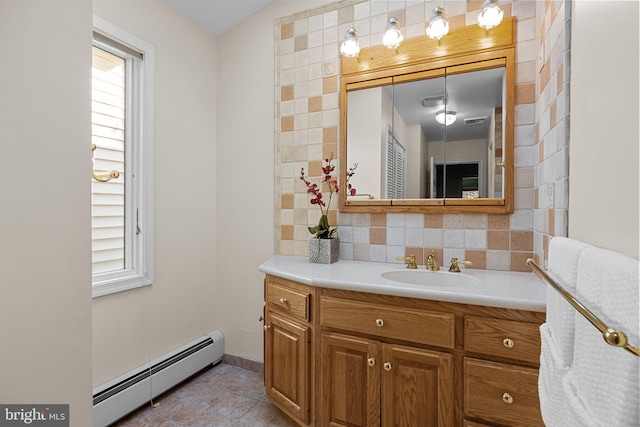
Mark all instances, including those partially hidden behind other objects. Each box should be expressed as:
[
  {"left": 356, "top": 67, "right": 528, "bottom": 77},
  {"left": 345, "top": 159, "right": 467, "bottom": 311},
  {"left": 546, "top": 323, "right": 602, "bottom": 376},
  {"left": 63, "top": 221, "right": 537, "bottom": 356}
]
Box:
[
  {"left": 216, "top": 0, "right": 331, "bottom": 361},
  {"left": 0, "top": 0, "right": 93, "bottom": 424},
  {"left": 92, "top": 0, "right": 219, "bottom": 386},
  {"left": 569, "top": 0, "right": 639, "bottom": 259}
]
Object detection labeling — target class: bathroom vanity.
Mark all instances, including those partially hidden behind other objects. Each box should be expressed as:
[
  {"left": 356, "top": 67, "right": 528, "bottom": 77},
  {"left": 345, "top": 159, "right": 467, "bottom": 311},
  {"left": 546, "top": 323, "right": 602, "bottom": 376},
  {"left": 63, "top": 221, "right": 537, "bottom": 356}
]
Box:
[{"left": 260, "top": 256, "right": 546, "bottom": 427}]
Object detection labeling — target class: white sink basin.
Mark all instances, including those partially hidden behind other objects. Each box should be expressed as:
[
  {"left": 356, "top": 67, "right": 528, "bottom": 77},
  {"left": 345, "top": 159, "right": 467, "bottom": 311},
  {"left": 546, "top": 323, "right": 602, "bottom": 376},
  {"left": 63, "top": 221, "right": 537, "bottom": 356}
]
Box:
[{"left": 381, "top": 269, "right": 480, "bottom": 287}]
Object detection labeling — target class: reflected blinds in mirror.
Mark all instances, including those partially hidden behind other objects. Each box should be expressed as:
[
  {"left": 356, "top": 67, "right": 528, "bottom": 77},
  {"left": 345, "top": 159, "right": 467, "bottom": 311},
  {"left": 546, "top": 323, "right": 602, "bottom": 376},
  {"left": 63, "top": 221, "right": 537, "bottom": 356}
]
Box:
[{"left": 386, "top": 125, "right": 407, "bottom": 199}]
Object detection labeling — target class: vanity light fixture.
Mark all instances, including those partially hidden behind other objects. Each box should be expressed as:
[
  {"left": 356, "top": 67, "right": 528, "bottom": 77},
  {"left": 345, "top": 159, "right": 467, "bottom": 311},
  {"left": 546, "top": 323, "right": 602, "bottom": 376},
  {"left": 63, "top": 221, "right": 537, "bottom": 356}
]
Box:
[
  {"left": 478, "top": 0, "right": 504, "bottom": 31},
  {"left": 340, "top": 28, "right": 361, "bottom": 57},
  {"left": 382, "top": 17, "right": 403, "bottom": 49},
  {"left": 435, "top": 110, "right": 457, "bottom": 126},
  {"left": 426, "top": 7, "right": 450, "bottom": 41}
]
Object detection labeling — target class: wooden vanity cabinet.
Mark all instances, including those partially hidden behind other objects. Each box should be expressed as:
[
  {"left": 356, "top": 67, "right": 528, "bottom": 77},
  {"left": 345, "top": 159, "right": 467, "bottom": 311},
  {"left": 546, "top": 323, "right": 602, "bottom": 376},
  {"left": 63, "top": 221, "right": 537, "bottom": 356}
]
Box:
[
  {"left": 263, "top": 276, "right": 315, "bottom": 425},
  {"left": 263, "top": 275, "right": 545, "bottom": 427}
]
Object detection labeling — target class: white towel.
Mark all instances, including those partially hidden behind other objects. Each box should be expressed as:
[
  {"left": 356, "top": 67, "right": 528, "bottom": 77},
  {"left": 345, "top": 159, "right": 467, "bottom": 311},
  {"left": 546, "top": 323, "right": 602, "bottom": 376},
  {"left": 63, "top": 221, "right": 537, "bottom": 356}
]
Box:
[
  {"left": 561, "top": 246, "right": 640, "bottom": 427},
  {"left": 539, "top": 322, "right": 572, "bottom": 425},
  {"left": 546, "top": 237, "right": 592, "bottom": 363},
  {"left": 557, "top": 374, "right": 599, "bottom": 427},
  {"left": 539, "top": 237, "right": 592, "bottom": 425}
]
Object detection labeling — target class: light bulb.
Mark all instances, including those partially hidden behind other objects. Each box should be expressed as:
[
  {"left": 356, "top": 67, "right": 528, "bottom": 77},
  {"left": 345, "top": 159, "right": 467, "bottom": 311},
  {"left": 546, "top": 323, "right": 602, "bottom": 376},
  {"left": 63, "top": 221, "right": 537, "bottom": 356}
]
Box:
[
  {"left": 382, "top": 17, "right": 403, "bottom": 49},
  {"left": 478, "top": 0, "right": 504, "bottom": 30},
  {"left": 340, "top": 28, "right": 360, "bottom": 57},
  {"left": 426, "top": 7, "right": 450, "bottom": 41}
]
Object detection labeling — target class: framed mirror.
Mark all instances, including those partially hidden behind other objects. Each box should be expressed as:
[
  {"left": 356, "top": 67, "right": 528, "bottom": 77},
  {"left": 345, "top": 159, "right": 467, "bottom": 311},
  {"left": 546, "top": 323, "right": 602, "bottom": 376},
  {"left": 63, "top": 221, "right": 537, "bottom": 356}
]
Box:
[{"left": 339, "top": 19, "right": 515, "bottom": 214}]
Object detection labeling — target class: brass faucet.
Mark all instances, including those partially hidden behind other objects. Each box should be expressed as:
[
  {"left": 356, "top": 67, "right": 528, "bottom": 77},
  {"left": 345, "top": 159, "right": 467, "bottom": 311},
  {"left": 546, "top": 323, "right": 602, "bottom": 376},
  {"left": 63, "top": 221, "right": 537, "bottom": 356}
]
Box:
[
  {"left": 426, "top": 250, "right": 439, "bottom": 271},
  {"left": 396, "top": 254, "right": 418, "bottom": 269},
  {"left": 449, "top": 257, "right": 473, "bottom": 272}
]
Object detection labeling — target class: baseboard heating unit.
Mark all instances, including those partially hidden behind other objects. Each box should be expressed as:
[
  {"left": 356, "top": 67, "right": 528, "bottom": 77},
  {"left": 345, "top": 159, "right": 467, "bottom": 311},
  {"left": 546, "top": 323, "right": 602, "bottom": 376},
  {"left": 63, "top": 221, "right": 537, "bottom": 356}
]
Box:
[{"left": 93, "top": 331, "right": 224, "bottom": 427}]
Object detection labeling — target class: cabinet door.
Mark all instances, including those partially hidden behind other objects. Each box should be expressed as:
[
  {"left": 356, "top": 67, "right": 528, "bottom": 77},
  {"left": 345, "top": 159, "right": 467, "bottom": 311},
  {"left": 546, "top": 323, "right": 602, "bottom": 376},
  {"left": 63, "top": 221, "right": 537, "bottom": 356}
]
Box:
[
  {"left": 321, "top": 332, "right": 381, "bottom": 427},
  {"left": 381, "top": 344, "right": 454, "bottom": 427},
  {"left": 265, "top": 311, "right": 310, "bottom": 424}
]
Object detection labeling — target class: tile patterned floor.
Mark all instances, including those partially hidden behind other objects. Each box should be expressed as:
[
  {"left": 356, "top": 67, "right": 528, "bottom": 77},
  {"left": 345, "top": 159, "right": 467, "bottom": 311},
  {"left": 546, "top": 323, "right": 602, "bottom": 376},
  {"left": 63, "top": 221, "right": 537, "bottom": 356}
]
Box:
[{"left": 112, "top": 363, "right": 291, "bottom": 426}]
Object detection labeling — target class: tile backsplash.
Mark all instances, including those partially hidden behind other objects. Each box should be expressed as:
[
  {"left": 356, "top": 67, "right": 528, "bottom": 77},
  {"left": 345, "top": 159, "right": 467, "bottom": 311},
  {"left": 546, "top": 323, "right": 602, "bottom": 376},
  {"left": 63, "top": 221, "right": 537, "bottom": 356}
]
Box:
[{"left": 274, "top": 0, "right": 568, "bottom": 272}]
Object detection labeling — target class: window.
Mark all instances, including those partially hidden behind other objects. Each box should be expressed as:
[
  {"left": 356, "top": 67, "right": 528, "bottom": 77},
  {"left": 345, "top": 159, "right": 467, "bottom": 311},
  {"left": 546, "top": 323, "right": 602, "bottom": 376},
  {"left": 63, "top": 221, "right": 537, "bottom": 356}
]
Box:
[{"left": 91, "top": 17, "right": 154, "bottom": 297}]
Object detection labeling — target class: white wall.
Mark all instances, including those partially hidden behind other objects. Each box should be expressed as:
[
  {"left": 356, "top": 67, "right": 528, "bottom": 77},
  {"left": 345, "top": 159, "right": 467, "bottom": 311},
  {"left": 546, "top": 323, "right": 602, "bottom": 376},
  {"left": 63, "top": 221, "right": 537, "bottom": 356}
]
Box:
[
  {"left": 569, "top": 1, "right": 639, "bottom": 259},
  {"left": 92, "top": 0, "right": 218, "bottom": 386},
  {"left": 216, "top": 0, "right": 331, "bottom": 361},
  {"left": 347, "top": 87, "right": 384, "bottom": 199},
  {"left": 0, "top": 0, "right": 93, "bottom": 424},
  {"left": 406, "top": 124, "right": 427, "bottom": 198}
]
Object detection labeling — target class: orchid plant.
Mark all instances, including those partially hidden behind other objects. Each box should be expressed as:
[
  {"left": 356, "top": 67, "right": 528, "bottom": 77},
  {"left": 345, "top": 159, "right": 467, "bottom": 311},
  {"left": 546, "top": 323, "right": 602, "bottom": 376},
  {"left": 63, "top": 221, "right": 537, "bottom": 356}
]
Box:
[{"left": 300, "top": 153, "right": 358, "bottom": 239}]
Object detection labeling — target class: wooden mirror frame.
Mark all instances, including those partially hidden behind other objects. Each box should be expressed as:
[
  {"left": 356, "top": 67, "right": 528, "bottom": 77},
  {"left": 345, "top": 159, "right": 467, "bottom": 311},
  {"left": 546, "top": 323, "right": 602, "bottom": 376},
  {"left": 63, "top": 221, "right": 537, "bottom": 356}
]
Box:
[{"left": 339, "top": 17, "right": 516, "bottom": 214}]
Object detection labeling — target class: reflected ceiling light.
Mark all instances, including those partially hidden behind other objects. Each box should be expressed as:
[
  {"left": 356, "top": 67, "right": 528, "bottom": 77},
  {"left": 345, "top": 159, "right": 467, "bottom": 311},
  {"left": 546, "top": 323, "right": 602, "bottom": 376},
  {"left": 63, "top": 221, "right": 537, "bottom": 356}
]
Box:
[
  {"left": 340, "top": 28, "right": 361, "bottom": 57},
  {"left": 426, "top": 7, "right": 450, "bottom": 41},
  {"left": 382, "top": 17, "right": 403, "bottom": 49},
  {"left": 478, "top": 0, "right": 504, "bottom": 31},
  {"left": 435, "top": 110, "right": 457, "bottom": 126}
]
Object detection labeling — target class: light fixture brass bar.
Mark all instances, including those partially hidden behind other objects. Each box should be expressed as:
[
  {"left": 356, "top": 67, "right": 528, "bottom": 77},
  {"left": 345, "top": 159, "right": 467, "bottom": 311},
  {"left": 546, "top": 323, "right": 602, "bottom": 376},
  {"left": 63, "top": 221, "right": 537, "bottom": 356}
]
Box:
[
  {"left": 91, "top": 144, "right": 120, "bottom": 183},
  {"left": 526, "top": 258, "right": 640, "bottom": 357}
]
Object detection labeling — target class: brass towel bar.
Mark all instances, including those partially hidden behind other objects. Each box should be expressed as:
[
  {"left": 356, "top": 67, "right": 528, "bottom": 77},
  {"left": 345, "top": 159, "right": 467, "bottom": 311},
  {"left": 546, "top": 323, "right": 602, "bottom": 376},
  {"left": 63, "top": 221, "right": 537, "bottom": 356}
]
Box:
[
  {"left": 91, "top": 144, "right": 120, "bottom": 183},
  {"left": 527, "top": 258, "right": 640, "bottom": 358}
]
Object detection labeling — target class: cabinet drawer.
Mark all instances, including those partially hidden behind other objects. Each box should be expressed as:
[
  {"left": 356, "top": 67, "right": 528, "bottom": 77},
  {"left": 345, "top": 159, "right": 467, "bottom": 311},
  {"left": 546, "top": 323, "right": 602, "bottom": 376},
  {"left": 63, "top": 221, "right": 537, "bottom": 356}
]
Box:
[
  {"left": 266, "top": 283, "right": 310, "bottom": 322},
  {"left": 464, "top": 316, "right": 541, "bottom": 364},
  {"left": 464, "top": 358, "right": 543, "bottom": 427},
  {"left": 320, "top": 296, "right": 455, "bottom": 349}
]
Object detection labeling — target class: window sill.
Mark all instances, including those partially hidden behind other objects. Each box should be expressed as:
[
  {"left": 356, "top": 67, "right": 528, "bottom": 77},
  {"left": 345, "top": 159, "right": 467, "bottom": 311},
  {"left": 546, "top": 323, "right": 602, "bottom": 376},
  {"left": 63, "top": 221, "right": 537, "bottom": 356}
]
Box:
[{"left": 92, "top": 275, "right": 152, "bottom": 298}]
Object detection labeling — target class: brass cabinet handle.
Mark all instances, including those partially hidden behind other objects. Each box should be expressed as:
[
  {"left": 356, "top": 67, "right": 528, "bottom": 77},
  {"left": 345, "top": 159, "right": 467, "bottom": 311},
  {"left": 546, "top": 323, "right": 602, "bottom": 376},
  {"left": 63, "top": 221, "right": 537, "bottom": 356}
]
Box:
[
  {"left": 367, "top": 358, "right": 375, "bottom": 367},
  {"left": 383, "top": 362, "right": 392, "bottom": 371},
  {"left": 503, "top": 338, "right": 514, "bottom": 348},
  {"left": 502, "top": 392, "right": 513, "bottom": 404},
  {"left": 279, "top": 297, "right": 287, "bottom": 305},
  {"left": 264, "top": 325, "right": 271, "bottom": 330},
  {"left": 376, "top": 319, "right": 384, "bottom": 327}
]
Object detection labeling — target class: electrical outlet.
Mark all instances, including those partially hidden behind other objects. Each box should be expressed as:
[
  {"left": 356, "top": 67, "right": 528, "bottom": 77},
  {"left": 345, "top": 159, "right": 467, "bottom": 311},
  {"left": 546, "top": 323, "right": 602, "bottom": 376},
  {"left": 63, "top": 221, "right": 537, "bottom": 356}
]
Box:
[
  {"left": 538, "top": 45, "right": 545, "bottom": 72},
  {"left": 547, "top": 186, "right": 554, "bottom": 209}
]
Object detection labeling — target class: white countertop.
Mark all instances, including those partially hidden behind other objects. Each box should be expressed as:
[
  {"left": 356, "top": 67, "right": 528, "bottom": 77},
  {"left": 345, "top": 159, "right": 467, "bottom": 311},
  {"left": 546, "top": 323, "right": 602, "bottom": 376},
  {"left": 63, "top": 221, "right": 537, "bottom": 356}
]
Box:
[{"left": 259, "top": 255, "right": 547, "bottom": 312}]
